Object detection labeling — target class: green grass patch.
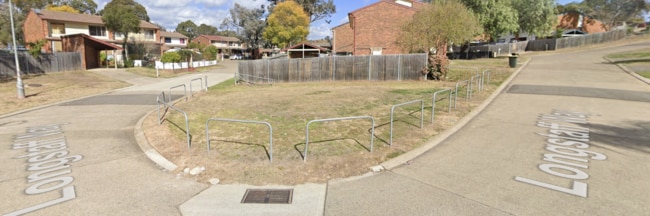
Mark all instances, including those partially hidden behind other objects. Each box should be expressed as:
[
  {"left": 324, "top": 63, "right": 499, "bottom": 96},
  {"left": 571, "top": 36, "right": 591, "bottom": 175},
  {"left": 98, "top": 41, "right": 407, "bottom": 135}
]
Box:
[
  {"left": 637, "top": 71, "right": 650, "bottom": 78},
  {"left": 607, "top": 49, "right": 650, "bottom": 59}
]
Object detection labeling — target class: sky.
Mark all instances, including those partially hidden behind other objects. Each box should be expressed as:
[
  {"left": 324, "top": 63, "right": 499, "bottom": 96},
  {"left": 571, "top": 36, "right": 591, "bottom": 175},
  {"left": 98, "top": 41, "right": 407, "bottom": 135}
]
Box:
[{"left": 94, "top": 0, "right": 581, "bottom": 40}]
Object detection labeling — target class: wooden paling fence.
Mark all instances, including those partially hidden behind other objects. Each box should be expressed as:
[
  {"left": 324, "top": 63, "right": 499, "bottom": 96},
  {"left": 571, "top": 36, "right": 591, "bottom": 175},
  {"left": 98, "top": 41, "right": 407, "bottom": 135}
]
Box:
[
  {"left": 238, "top": 53, "right": 427, "bottom": 83},
  {"left": 0, "top": 52, "right": 82, "bottom": 76},
  {"left": 527, "top": 29, "right": 627, "bottom": 51}
]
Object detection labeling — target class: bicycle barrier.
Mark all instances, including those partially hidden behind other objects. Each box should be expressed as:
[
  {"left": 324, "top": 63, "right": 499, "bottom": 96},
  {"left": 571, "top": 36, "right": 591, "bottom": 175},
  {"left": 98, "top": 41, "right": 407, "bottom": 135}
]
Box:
[
  {"left": 168, "top": 84, "right": 187, "bottom": 103},
  {"left": 390, "top": 100, "right": 424, "bottom": 146},
  {"left": 189, "top": 76, "right": 207, "bottom": 97},
  {"left": 205, "top": 118, "right": 273, "bottom": 162},
  {"left": 454, "top": 80, "right": 470, "bottom": 109},
  {"left": 431, "top": 89, "right": 453, "bottom": 124},
  {"left": 304, "top": 116, "right": 375, "bottom": 162}
]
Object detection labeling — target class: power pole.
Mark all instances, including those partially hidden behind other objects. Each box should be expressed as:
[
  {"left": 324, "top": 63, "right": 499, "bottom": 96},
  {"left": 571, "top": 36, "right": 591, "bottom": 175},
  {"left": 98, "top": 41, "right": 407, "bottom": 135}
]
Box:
[{"left": 9, "top": 0, "right": 26, "bottom": 99}]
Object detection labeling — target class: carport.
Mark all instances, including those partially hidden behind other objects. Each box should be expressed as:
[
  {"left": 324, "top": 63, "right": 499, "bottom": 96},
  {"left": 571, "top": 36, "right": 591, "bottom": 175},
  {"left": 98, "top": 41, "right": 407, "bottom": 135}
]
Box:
[
  {"left": 60, "top": 33, "right": 122, "bottom": 70},
  {"left": 283, "top": 42, "right": 329, "bottom": 58}
]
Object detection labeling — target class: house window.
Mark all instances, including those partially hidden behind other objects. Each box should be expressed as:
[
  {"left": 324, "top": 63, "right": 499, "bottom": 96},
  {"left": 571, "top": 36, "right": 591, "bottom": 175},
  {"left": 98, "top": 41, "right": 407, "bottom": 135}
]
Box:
[
  {"left": 51, "top": 23, "right": 65, "bottom": 35},
  {"left": 89, "top": 26, "right": 106, "bottom": 36},
  {"left": 164, "top": 37, "right": 171, "bottom": 43},
  {"left": 179, "top": 38, "right": 185, "bottom": 44},
  {"left": 144, "top": 30, "right": 154, "bottom": 39},
  {"left": 115, "top": 32, "right": 124, "bottom": 38}
]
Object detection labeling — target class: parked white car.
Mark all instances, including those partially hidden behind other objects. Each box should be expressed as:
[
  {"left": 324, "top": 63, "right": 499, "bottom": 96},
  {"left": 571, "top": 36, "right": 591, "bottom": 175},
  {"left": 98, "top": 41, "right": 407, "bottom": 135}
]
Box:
[{"left": 230, "top": 54, "right": 242, "bottom": 60}]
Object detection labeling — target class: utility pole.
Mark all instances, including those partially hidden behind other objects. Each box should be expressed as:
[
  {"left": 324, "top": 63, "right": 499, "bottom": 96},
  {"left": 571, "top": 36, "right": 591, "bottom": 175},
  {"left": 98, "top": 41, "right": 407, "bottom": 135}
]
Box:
[{"left": 9, "top": 0, "right": 26, "bottom": 99}]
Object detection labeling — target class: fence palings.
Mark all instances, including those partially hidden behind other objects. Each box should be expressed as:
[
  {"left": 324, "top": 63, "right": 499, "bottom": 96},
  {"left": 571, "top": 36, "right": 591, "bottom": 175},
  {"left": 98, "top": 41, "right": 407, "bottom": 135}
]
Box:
[
  {"left": 0, "top": 52, "right": 82, "bottom": 76},
  {"left": 238, "top": 53, "right": 427, "bottom": 83}
]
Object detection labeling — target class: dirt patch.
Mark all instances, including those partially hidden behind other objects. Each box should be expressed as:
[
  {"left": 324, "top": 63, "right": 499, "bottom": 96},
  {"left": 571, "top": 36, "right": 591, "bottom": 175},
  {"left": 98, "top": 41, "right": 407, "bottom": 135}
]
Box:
[{"left": 144, "top": 68, "right": 513, "bottom": 185}]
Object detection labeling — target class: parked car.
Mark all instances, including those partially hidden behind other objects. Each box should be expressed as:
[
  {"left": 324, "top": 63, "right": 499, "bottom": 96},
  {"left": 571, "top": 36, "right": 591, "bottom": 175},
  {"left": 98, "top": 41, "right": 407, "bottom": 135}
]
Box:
[{"left": 230, "top": 54, "right": 242, "bottom": 60}]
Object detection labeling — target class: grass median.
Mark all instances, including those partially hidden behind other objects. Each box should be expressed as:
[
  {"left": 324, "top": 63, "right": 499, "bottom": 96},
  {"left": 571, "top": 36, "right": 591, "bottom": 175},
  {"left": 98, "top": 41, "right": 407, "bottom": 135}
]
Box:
[{"left": 144, "top": 57, "right": 517, "bottom": 185}]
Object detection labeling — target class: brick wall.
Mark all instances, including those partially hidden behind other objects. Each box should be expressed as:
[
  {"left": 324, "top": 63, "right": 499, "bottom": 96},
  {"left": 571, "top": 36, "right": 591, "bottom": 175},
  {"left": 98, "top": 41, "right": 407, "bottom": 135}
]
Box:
[
  {"left": 332, "top": 23, "right": 353, "bottom": 54},
  {"left": 194, "top": 36, "right": 210, "bottom": 46},
  {"left": 557, "top": 11, "right": 607, "bottom": 33},
  {"left": 333, "top": 0, "right": 420, "bottom": 56},
  {"left": 352, "top": 1, "right": 416, "bottom": 55},
  {"left": 23, "top": 10, "right": 50, "bottom": 52}
]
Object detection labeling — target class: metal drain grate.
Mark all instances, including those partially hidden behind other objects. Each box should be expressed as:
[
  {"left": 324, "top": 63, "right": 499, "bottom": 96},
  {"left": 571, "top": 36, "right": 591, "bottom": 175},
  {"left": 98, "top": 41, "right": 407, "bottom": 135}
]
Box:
[{"left": 241, "top": 189, "right": 293, "bottom": 204}]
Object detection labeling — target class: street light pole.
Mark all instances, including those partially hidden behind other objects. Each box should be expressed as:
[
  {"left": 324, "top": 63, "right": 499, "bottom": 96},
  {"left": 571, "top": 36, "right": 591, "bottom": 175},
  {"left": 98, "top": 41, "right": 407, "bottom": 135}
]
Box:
[{"left": 9, "top": 0, "right": 26, "bottom": 99}]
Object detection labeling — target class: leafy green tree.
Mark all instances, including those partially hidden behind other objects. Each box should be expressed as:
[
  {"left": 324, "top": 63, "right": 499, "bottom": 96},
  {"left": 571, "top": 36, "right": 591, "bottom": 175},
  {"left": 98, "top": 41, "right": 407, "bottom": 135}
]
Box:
[
  {"left": 197, "top": 24, "right": 219, "bottom": 35},
  {"left": 12, "top": 0, "right": 48, "bottom": 13},
  {"left": 0, "top": 3, "right": 25, "bottom": 47},
  {"left": 222, "top": 3, "right": 266, "bottom": 50},
  {"left": 26, "top": 39, "right": 45, "bottom": 58},
  {"left": 459, "top": 0, "right": 519, "bottom": 41},
  {"left": 66, "top": 0, "right": 97, "bottom": 14},
  {"left": 557, "top": 2, "right": 590, "bottom": 14},
  {"left": 399, "top": 0, "right": 482, "bottom": 80},
  {"left": 512, "top": 0, "right": 557, "bottom": 37},
  {"left": 216, "top": 30, "right": 238, "bottom": 37},
  {"left": 160, "top": 51, "right": 181, "bottom": 71},
  {"left": 102, "top": 0, "right": 149, "bottom": 64},
  {"left": 263, "top": 0, "right": 310, "bottom": 48},
  {"left": 203, "top": 45, "right": 218, "bottom": 60},
  {"left": 268, "top": 0, "right": 335, "bottom": 23},
  {"left": 584, "top": 0, "right": 649, "bottom": 30},
  {"left": 176, "top": 20, "right": 197, "bottom": 40}
]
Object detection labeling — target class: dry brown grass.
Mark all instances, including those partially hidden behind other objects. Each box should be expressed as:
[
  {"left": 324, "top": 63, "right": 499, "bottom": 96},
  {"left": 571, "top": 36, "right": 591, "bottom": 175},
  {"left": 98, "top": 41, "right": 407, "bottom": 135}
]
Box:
[
  {"left": 143, "top": 59, "right": 515, "bottom": 185},
  {"left": 0, "top": 71, "right": 129, "bottom": 115}
]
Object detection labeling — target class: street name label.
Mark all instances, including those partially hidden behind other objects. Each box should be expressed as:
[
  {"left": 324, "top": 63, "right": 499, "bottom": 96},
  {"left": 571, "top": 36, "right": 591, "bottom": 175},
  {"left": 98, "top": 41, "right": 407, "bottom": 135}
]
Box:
[
  {"left": 5, "top": 123, "right": 82, "bottom": 216},
  {"left": 515, "top": 110, "right": 607, "bottom": 198}
]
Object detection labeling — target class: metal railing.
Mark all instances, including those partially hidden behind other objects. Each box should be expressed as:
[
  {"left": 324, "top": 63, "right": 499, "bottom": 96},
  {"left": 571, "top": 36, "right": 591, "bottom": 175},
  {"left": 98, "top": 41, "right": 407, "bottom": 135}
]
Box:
[
  {"left": 431, "top": 89, "right": 452, "bottom": 124},
  {"left": 454, "top": 80, "right": 470, "bottom": 108},
  {"left": 189, "top": 76, "right": 207, "bottom": 97},
  {"left": 390, "top": 100, "right": 424, "bottom": 146},
  {"left": 205, "top": 118, "right": 273, "bottom": 162},
  {"left": 169, "top": 84, "right": 187, "bottom": 102},
  {"left": 469, "top": 75, "right": 481, "bottom": 100},
  {"left": 156, "top": 95, "right": 191, "bottom": 149},
  {"left": 481, "top": 70, "right": 491, "bottom": 91},
  {"left": 304, "top": 116, "right": 375, "bottom": 162}
]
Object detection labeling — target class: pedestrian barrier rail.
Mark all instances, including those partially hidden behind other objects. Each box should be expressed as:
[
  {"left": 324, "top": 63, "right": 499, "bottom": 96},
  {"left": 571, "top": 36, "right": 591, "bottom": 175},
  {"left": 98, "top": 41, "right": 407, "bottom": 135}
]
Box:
[
  {"left": 454, "top": 80, "right": 471, "bottom": 108},
  {"left": 431, "top": 89, "right": 453, "bottom": 124},
  {"left": 169, "top": 84, "right": 187, "bottom": 103},
  {"left": 205, "top": 118, "right": 274, "bottom": 162},
  {"left": 304, "top": 116, "right": 375, "bottom": 162},
  {"left": 469, "top": 75, "right": 482, "bottom": 100},
  {"left": 390, "top": 100, "right": 424, "bottom": 146},
  {"left": 481, "top": 70, "right": 491, "bottom": 91},
  {"left": 156, "top": 95, "right": 191, "bottom": 149},
  {"left": 190, "top": 76, "right": 208, "bottom": 97}
]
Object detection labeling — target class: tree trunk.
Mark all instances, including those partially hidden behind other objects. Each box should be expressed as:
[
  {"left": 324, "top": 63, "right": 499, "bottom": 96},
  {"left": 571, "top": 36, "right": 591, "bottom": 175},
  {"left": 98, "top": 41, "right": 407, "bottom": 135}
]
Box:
[{"left": 123, "top": 34, "right": 129, "bottom": 66}]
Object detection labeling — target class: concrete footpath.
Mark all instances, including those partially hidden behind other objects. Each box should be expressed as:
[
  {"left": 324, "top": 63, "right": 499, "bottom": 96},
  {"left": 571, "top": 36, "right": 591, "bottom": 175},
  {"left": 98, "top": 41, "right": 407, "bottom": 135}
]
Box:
[
  {"left": 323, "top": 42, "right": 650, "bottom": 215},
  {"left": 2, "top": 40, "right": 650, "bottom": 215},
  {"left": 0, "top": 62, "right": 236, "bottom": 215}
]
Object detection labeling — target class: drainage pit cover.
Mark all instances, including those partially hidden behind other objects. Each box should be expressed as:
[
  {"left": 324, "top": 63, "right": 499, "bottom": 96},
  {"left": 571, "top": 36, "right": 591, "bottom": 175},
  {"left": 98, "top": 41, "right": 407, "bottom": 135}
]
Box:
[{"left": 241, "top": 189, "right": 293, "bottom": 204}]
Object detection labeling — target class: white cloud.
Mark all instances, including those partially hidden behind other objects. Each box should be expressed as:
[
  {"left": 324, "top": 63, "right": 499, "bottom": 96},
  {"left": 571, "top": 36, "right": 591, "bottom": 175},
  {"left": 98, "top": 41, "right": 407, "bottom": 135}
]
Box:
[
  {"left": 308, "top": 22, "right": 331, "bottom": 40},
  {"left": 233, "top": 0, "right": 267, "bottom": 9}
]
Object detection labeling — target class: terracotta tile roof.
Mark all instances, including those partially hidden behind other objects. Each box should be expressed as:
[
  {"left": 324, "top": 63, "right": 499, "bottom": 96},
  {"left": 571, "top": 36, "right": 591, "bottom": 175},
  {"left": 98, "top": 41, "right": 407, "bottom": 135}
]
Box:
[
  {"left": 160, "top": 31, "right": 188, "bottom": 38},
  {"left": 36, "top": 9, "right": 159, "bottom": 29},
  {"left": 196, "top": 34, "right": 240, "bottom": 42}
]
